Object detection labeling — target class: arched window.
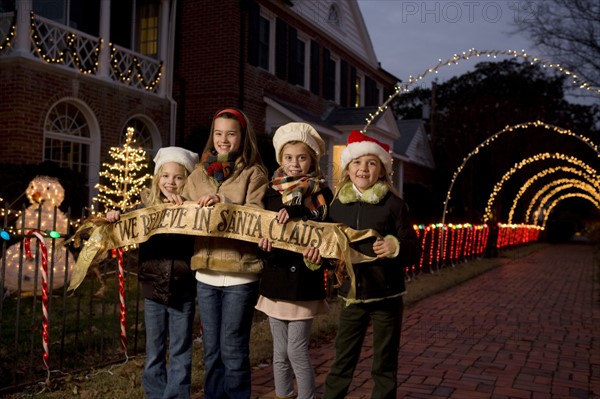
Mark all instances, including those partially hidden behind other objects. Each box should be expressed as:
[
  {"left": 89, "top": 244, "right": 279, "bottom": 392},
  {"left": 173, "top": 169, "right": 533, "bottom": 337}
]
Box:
[
  {"left": 43, "top": 99, "right": 100, "bottom": 203},
  {"left": 120, "top": 116, "right": 161, "bottom": 157}
]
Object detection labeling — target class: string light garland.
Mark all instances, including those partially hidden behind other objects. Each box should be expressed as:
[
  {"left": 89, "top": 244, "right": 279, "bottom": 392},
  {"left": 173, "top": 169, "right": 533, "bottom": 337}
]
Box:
[
  {"left": 109, "top": 44, "right": 162, "bottom": 91},
  {"left": 361, "top": 49, "right": 600, "bottom": 133},
  {"left": 507, "top": 167, "right": 598, "bottom": 224},
  {"left": 483, "top": 153, "right": 598, "bottom": 223},
  {"left": 95, "top": 126, "right": 152, "bottom": 213},
  {"left": 30, "top": 12, "right": 100, "bottom": 74},
  {"left": 0, "top": 12, "right": 16, "bottom": 52}
]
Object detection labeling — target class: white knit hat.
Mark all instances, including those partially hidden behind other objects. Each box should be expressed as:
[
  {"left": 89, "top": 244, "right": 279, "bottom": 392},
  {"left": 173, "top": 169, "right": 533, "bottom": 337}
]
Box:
[
  {"left": 153, "top": 147, "right": 199, "bottom": 174},
  {"left": 340, "top": 130, "right": 392, "bottom": 174},
  {"left": 272, "top": 122, "right": 326, "bottom": 164}
]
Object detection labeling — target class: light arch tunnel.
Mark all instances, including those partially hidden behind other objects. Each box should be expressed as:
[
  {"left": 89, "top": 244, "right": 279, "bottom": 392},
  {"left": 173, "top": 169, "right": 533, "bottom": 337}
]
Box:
[{"left": 439, "top": 121, "right": 599, "bottom": 226}]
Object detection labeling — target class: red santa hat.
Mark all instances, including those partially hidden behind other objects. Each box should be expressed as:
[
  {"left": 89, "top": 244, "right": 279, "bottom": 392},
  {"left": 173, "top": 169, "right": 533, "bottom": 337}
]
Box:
[{"left": 340, "top": 130, "right": 392, "bottom": 174}]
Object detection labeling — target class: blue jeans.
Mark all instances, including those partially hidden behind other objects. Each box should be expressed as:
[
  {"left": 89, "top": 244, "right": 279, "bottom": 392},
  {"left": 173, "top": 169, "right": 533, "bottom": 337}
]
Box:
[
  {"left": 197, "top": 280, "right": 259, "bottom": 399},
  {"left": 142, "top": 298, "right": 195, "bottom": 399}
]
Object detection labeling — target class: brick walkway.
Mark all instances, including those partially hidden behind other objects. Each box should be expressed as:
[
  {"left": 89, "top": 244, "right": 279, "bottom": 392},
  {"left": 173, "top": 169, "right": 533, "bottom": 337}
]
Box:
[
  {"left": 393, "top": 243, "right": 599, "bottom": 399},
  {"left": 206, "top": 243, "right": 600, "bottom": 398}
]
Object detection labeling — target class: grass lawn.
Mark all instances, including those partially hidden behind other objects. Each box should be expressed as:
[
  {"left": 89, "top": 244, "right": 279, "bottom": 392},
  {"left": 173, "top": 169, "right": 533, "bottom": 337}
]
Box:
[{"left": 4, "top": 244, "right": 547, "bottom": 398}]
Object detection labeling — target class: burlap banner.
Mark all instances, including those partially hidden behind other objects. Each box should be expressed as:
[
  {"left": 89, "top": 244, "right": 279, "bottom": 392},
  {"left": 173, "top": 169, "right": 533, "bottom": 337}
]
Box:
[{"left": 68, "top": 202, "right": 379, "bottom": 291}]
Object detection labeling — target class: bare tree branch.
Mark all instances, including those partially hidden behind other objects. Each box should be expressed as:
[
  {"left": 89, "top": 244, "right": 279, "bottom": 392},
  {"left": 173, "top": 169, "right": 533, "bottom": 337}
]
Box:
[{"left": 513, "top": 0, "right": 600, "bottom": 89}]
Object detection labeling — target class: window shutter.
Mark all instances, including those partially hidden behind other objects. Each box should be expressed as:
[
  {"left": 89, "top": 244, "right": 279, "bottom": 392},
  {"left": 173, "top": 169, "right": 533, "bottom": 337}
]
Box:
[
  {"left": 275, "top": 19, "right": 288, "bottom": 79},
  {"left": 247, "top": 2, "right": 260, "bottom": 66},
  {"left": 310, "top": 41, "right": 320, "bottom": 95}
]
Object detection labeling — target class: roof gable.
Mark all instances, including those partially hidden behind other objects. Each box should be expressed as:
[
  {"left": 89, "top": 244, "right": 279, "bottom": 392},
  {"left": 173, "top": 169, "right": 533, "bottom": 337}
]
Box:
[
  {"left": 290, "top": 0, "right": 378, "bottom": 68},
  {"left": 395, "top": 119, "right": 435, "bottom": 169}
]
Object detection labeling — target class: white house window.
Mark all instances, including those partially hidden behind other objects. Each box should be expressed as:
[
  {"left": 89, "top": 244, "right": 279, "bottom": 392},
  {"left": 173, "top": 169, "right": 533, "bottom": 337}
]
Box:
[
  {"left": 44, "top": 101, "right": 93, "bottom": 177},
  {"left": 43, "top": 100, "right": 100, "bottom": 203}
]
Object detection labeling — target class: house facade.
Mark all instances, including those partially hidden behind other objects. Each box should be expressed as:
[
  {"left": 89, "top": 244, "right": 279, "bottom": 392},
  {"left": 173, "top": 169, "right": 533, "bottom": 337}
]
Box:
[
  {"left": 1, "top": 0, "right": 426, "bottom": 205},
  {"left": 0, "top": 0, "right": 178, "bottom": 204}
]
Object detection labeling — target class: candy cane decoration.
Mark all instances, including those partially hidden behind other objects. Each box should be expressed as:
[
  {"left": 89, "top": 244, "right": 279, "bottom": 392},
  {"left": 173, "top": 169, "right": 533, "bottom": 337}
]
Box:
[
  {"left": 24, "top": 229, "right": 50, "bottom": 376},
  {"left": 116, "top": 248, "right": 127, "bottom": 353}
]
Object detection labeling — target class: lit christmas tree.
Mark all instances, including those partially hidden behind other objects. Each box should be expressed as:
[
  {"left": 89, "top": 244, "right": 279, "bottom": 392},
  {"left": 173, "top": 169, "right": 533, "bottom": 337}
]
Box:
[{"left": 95, "top": 127, "right": 152, "bottom": 213}]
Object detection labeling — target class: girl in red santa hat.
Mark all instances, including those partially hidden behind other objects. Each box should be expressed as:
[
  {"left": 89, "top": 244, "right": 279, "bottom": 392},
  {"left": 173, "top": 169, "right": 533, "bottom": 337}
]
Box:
[{"left": 323, "top": 130, "right": 422, "bottom": 399}]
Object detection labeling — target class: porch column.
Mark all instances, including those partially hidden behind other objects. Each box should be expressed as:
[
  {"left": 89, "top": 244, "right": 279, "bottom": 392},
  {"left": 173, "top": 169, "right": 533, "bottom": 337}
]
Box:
[
  {"left": 97, "top": 0, "right": 111, "bottom": 78},
  {"left": 157, "top": 0, "right": 170, "bottom": 96},
  {"left": 14, "top": 0, "right": 32, "bottom": 55}
]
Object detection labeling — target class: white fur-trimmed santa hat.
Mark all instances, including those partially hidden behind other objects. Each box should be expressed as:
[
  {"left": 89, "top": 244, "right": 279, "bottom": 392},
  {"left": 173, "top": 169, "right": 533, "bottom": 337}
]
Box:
[
  {"left": 153, "top": 146, "right": 199, "bottom": 174},
  {"left": 340, "top": 130, "right": 392, "bottom": 174},
  {"left": 272, "top": 122, "right": 326, "bottom": 164}
]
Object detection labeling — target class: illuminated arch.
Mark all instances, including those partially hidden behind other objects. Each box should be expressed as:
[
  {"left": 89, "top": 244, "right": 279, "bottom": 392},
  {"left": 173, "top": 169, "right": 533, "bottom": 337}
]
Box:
[
  {"left": 541, "top": 193, "right": 600, "bottom": 229},
  {"left": 362, "top": 49, "right": 600, "bottom": 132},
  {"left": 437, "top": 121, "right": 599, "bottom": 225},
  {"left": 528, "top": 182, "right": 600, "bottom": 224},
  {"left": 527, "top": 180, "right": 600, "bottom": 224},
  {"left": 507, "top": 167, "right": 599, "bottom": 223},
  {"left": 483, "top": 153, "right": 598, "bottom": 223}
]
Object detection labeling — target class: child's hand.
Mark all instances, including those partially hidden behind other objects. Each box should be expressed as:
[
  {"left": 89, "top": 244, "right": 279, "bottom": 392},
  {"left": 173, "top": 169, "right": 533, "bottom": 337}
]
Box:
[
  {"left": 105, "top": 210, "right": 121, "bottom": 222},
  {"left": 197, "top": 194, "right": 220, "bottom": 207},
  {"left": 373, "top": 236, "right": 399, "bottom": 258},
  {"left": 164, "top": 194, "right": 185, "bottom": 205},
  {"left": 277, "top": 208, "right": 290, "bottom": 224},
  {"left": 303, "top": 246, "right": 322, "bottom": 266},
  {"left": 258, "top": 237, "right": 273, "bottom": 252}
]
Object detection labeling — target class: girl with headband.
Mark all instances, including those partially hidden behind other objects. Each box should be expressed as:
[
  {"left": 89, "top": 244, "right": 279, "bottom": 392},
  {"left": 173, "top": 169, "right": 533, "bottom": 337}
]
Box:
[{"left": 183, "top": 108, "right": 268, "bottom": 398}]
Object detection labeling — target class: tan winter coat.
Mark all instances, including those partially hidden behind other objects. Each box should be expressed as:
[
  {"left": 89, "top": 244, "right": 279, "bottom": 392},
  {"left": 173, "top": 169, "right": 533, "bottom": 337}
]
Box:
[{"left": 182, "top": 164, "right": 268, "bottom": 274}]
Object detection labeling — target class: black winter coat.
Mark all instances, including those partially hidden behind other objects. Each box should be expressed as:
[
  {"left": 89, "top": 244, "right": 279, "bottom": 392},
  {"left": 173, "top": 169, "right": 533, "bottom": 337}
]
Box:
[
  {"left": 329, "top": 189, "right": 421, "bottom": 301},
  {"left": 258, "top": 186, "right": 333, "bottom": 301},
  {"left": 138, "top": 233, "right": 196, "bottom": 309}
]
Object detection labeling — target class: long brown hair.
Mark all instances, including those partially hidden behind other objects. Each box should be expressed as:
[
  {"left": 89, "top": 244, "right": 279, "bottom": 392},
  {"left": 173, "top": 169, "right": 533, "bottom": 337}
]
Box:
[{"left": 203, "top": 108, "right": 267, "bottom": 176}]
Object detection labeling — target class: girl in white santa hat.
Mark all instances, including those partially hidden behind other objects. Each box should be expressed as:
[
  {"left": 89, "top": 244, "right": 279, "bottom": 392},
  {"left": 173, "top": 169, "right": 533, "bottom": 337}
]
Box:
[
  {"left": 322, "top": 131, "right": 422, "bottom": 399},
  {"left": 106, "top": 146, "right": 199, "bottom": 399},
  {"left": 255, "top": 122, "right": 333, "bottom": 399}
]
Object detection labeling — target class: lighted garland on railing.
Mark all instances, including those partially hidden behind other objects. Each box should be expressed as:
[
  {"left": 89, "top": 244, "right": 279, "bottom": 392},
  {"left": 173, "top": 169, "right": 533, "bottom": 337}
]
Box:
[
  {"left": 30, "top": 12, "right": 100, "bottom": 74},
  {"left": 507, "top": 166, "right": 599, "bottom": 224},
  {"left": 526, "top": 179, "right": 600, "bottom": 224},
  {"left": 361, "top": 48, "right": 600, "bottom": 133},
  {"left": 66, "top": 33, "right": 100, "bottom": 74},
  {"left": 483, "top": 153, "right": 599, "bottom": 223},
  {"left": 0, "top": 11, "right": 16, "bottom": 52},
  {"left": 109, "top": 43, "right": 163, "bottom": 91}
]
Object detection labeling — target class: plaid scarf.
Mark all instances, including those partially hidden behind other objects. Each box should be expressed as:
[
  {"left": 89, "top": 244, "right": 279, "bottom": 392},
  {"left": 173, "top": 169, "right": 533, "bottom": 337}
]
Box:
[
  {"left": 270, "top": 169, "right": 328, "bottom": 221},
  {"left": 201, "top": 150, "right": 238, "bottom": 183}
]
